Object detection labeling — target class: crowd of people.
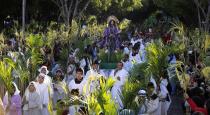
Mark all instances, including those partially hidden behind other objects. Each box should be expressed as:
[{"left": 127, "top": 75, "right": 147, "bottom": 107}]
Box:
[{"left": 0, "top": 16, "right": 209, "bottom": 115}]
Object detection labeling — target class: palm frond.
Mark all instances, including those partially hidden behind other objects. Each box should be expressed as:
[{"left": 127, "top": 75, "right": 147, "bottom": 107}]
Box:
[
  {"left": 86, "top": 77, "right": 118, "bottom": 115},
  {"left": 0, "top": 58, "right": 15, "bottom": 93}
]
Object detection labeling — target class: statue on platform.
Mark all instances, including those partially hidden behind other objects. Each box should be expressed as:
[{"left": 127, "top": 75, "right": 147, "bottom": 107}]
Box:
[{"left": 103, "top": 16, "right": 121, "bottom": 52}]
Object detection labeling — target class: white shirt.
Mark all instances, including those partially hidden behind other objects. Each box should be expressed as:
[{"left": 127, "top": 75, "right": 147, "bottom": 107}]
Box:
[
  {"left": 43, "top": 75, "right": 53, "bottom": 97},
  {"left": 68, "top": 78, "right": 87, "bottom": 95},
  {"left": 123, "top": 47, "right": 130, "bottom": 55},
  {"left": 85, "top": 69, "right": 106, "bottom": 80},
  {"left": 158, "top": 79, "right": 169, "bottom": 99},
  {"left": 129, "top": 52, "right": 143, "bottom": 64},
  {"left": 110, "top": 69, "right": 128, "bottom": 87}
]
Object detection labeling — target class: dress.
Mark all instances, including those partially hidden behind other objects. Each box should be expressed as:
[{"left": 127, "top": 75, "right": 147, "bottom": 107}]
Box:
[{"left": 23, "top": 92, "right": 41, "bottom": 115}]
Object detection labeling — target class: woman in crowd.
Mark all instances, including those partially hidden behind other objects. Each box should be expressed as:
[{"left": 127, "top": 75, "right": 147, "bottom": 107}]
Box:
[
  {"left": 52, "top": 69, "right": 67, "bottom": 109},
  {"left": 3, "top": 82, "right": 22, "bottom": 115},
  {"left": 0, "top": 98, "right": 5, "bottom": 115},
  {"left": 36, "top": 73, "right": 50, "bottom": 115},
  {"left": 22, "top": 81, "right": 41, "bottom": 115},
  {"left": 66, "top": 55, "right": 77, "bottom": 84}
]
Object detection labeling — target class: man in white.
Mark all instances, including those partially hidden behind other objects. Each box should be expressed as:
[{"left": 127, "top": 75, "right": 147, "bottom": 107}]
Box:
[
  {"left": 36, "top": 73, "right": 50, "bottom": 115},
  {"left": 138, "top": 82, "right": 161, "bottom": 115},
  {"left": 68, "top": 68, "right": 87, "bottom": 115},
  {"left": 85, "top": 60, "right": 106, "bottom": 93},
  {"left": 85, "top": 60, "right": 106, "bottom": 79},
  {"left": 110, "top": 62, "right": 128, "bottom": 110},
  {"left": 122, "top": 54, "right": 132, "bottom": 72},
  {"left": 158, "top": 75, "right": 171, "bottom": 115},
  {"left": 129, "top": 46, "right": 143, "bottom": 65}
]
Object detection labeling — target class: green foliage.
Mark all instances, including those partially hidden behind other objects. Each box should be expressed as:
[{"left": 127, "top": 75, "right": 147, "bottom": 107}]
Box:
[
  {"left": 92, "top": 0, "right": 142, "bottom": 12},
  {"left": 121, "top": 77, "right": 146, "bottom": 114},
  {"left": 98, "top": 50, "right": 124, "bottom": 63},
  {"left": 130, "top": 40, "right": 183, "bottom": 83},
  {"left": 153, "top": 0, "right": 196, "bottom": 19},
  {"left": 0, "top": 58, "right": 15, "bottom": 93},
  {"left": 45, "top": 22, "right": 58, "bottom": 49},
  {"left": 142, "top": 12, "right": 158, "bottom": 29},
  {"left": 57, "top": 48, "right": 69, "bottom": 68},
  {"left": 87, "top": 77, "right": 117, "bottom": 114},
  {"left": 0, "top": 33, "right": 7, "bottom": 52},
  {"left": 73, "top": 38, "right": 92, "bottom": 58},
  {"left": 26, "top": 34, "right": 44, "bottom": 48},
  {"left": 204, "top": 56, "right": 210, "bottom": 66},
  {"left": 130, "top": 63, "right": 148, "bottom": 80},
  {"left": 169, "top": 21, "right": 185, "bottom": 39},
  {"left": 119, "top": 19, "right": 132, "bottom": 31},
  {"left": 26, "top": 34, "right": 44, "bottom": 78},
  {"left": 145, "top": 40, "right": 181, "bottom": 80},
  {"left": 82, "top": 16, "right": 106, "bottom": 40},
  {"left": 122, "top": 63, "right": 149, "bottom": 113},
  {"left": 123, "top": 40, "right": 184, "bottom": 113}
]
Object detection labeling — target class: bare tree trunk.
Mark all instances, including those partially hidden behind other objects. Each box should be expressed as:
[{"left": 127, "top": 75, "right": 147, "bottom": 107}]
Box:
[
  {"left": 51, "top": 0, "right": 91, "bottom": 28},
  {"left": 197, "top": 5, "right": 202, "bottom": 30},
  {"left": 19, "top": 0, "right": 26, "bottom": 53},
  {"left": 205, "top": 1, "right": 210, "bottom": 32},
  {"left": 22, "top": 0, "right": 26, "bottom": 39}
]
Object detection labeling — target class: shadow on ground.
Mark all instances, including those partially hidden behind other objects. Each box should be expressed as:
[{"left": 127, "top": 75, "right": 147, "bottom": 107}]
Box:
[{"left": 168, "top": 95, "right": 184, "bottom": 115}]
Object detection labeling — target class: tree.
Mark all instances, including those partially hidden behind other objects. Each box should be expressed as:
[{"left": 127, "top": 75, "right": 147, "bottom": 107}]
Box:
[
  {"left": 89, "top": 0, "right": 143, "bottom": 20},
  {"left": 91, "top": 0, "right": 142, "bottom": 12},
  {"left": 153, "top": 0, "right": 197, "bottom": 26},
  {"left": 193, "top": 0, "right": 210, "bottom": 32},
  {"left": 51, "top": 0, "right": 91, "bottom": 27},
  {"left": 51, "top": 0, "right": 143, "bottom": 27}
]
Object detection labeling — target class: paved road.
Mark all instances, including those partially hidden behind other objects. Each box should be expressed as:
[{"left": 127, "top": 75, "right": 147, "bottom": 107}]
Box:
[{"left": 168, "top": 95, "right": 185, "bottom": 115}]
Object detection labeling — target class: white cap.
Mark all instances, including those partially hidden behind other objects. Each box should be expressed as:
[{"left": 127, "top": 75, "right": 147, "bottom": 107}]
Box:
[{"left": 138, "top": 90, "right": 146, "bottom": 96}]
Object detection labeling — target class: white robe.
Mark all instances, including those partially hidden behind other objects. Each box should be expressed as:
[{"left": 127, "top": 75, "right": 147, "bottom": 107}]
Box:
[
  {"left": 23, "top": 92, "right": 41, "bottom": 115},
  {"left": 23, "top": 82, "right": 41, "bottom": 115},
  {"left": 158, "top": 79, "right": 171, "bottom": 115},
  {"left": 131, "top": 38, "right": 142, "bottom": 46},
  {"left": 129, "top": 52, "right": 143, "bottom": 65},
  {"left": 68, "top": 79, "right": 87, "bottom": 115},
  {"left": 110, "top": 69, "right": 128, "bottom": 109},
  {"left": 123, "top": 47, "right": 130, "bottom": 55},
  {"left": 139, "top": 45, "right": 146, "bottom": 62},
  {"left": 43, "top": 75, "right": 53, "bottom": 98},
  {"left": 36, "top": 83, "right": 49, "bottom": 115},
  {"left": 138, "top": 96, "right": 161, "bottom": 115},
  {"left": 123, "top": 60, "right": 132, "bottom": 72}
]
